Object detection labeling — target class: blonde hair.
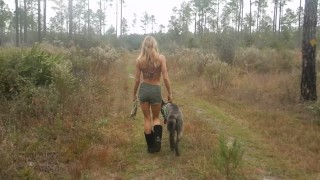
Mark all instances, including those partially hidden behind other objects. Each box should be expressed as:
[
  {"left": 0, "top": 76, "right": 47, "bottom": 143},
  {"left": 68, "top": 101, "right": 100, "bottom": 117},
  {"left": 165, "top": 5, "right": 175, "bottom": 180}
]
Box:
[{"left": 137, "top": 35, "right": 160, "bottom": 68}]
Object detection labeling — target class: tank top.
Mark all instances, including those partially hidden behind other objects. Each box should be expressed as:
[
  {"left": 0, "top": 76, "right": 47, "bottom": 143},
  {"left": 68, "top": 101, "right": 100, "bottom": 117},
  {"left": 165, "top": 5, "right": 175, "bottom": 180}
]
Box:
[{"left": 140, "top": 65, "right": 161, "bottom": 79}]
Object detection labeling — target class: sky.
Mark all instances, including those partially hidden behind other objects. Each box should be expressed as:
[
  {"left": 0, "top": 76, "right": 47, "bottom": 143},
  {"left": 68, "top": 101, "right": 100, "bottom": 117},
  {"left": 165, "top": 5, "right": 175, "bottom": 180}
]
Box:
[
  {"left": 4, "top": 0, "right": 302, "bottom": 34},
  {"left": 122, "top": 0, "right": 186, "bottom": 33}
]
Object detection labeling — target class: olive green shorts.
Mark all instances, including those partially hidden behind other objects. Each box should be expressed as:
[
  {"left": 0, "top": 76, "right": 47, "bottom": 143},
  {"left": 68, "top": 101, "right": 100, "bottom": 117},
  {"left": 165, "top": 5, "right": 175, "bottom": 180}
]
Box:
[{"left": 138, "top": 83, "right": 162, "bottom": 105}]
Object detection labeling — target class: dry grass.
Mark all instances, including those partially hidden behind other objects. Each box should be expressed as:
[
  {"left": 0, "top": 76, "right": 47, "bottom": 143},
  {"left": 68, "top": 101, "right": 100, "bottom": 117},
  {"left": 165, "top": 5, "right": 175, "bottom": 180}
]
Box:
[
  {"left": 0, "top": 45, "right": 128, "bottom": 179},
  {"left": 167, "top": 48, "right": 320, "bottom": 178},
  {"left": 1, "top": 47, "right": 320, "bottom": 179}
]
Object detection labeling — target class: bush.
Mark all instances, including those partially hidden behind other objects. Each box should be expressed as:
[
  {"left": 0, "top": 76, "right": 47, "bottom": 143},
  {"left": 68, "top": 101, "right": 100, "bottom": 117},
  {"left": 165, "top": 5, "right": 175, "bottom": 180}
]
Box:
[
  {"left": 213, "top": 34, "right": 237, "bottom": 64},
  {"left": 0, "top": 45, "right": 73, "bottom": 99},
  {"left": 307, "top": 102, "right": 320, "bottom": 125},
  {"left": 168, "top": 48, "right": 221, "bottom": 80},
  {"left": 213, "top": 135, "right": 244, "bottom": 179},
  {"left": 89, "top": 46, "right": 119, "bottom": 70},
  {"left": 234, "top": 47, "right": 299, "bottom": 74},
  {"left": 0, "top": 45, "right": 74, "bottom": 125},
  {"left": 204, "top": 60, "right": 236, "bottom": 91}
]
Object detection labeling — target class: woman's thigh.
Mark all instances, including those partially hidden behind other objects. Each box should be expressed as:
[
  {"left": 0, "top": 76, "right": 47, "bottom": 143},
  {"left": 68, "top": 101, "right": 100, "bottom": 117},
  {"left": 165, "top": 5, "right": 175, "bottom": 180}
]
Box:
[
  {"left": 151, "top": 104, "right": 161, "bottom": 119},
  {"left": 140, "top": 102, "right": 151, "bottom": 120}
]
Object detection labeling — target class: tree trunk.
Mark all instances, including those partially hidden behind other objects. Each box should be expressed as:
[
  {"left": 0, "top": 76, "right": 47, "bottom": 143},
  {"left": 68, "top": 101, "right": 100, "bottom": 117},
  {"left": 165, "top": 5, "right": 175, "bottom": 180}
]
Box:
[
  {"left": 249, "top": 0, "right": 252, "bottom": 33},
  {"left": 43, "top": 0, "right": 46, "bottom": 38},
  {"left": 87, "top": 0, "right": 90, "bottom": 35},
  {"left": 298, "top": 0, "right": 302, "bottom": 47},
  {"left": 301, "top": 0, "right": 318, "bottom": 101},
  {"left": 15, "top": 0, "right": 19, "bottom": 47},
  {"left": 194, "top": 12, "right": 197, "bottom": 36},
  {"left": 278, "top": 0, "right": 282, "bottom": 33},
  {"left": 273, "top": 0, "right": 278, "bottom": 33},
  {"left": 120, "top": 0, "right": 123, "bottom": 36},
  {"left": 24, "top": 0, "right": 27, "bottom": 44},
  {"left": 238, "top": 0, "right": 243, "bottom": 32},
  {"left": 217, "top": 0, "right": 219, "bottom": 32},
  {"left": 68, "top": 0, "right": 73, "bottom": 38},
  {"left": 19, "top": 0, "right": 23, "bottom": 44},
  {"left": 115, "top": 0, "right": 118, "bottom": 36},
  {"left": 38, "top": 0, "right": 41, "bottom": 42},
  {"left": 99, "top": 0, "right": 102, "bottom": 36}
]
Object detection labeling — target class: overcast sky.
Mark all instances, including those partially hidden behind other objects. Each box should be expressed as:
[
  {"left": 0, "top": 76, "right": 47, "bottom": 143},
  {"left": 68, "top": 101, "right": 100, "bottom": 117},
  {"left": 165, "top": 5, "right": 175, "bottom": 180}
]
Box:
[{"left": 4, "top": 0, "right": 301, "bottom": 34}]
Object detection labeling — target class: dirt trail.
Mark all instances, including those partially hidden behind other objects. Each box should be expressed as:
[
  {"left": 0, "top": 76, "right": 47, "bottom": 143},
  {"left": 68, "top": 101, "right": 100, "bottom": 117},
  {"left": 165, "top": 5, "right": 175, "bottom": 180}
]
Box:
[{"left": 86, "top": 53, "right": 319, "bottom": 179}]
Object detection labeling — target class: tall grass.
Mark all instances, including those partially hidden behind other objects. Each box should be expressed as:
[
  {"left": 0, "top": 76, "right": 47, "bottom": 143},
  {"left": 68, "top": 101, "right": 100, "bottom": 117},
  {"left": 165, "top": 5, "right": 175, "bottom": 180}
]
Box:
[
  {"left": 0, "top": 43, "right": 121, "bottom": 179},
  {"left": 167, "top": 47, "right": 320, "bottom": 175},
  {"left": 167, "top": 47, "right": 304, "bottom": 108}
]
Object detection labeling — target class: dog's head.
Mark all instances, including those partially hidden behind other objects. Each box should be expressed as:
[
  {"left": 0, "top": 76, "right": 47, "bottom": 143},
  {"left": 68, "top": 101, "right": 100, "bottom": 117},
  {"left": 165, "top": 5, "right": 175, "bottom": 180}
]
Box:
[{"left": 160, "top": 99, "right": 170, "bottom": 118}]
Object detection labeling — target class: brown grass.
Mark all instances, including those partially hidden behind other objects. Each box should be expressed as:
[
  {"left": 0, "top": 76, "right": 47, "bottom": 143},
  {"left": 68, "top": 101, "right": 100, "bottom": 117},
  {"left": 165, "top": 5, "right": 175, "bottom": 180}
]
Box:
[
  {"left": 167, "top": 48, "right": 320, "bottom": 178},
  {"left": 1, "top": 47, "right": 320, "bottom": 179}
]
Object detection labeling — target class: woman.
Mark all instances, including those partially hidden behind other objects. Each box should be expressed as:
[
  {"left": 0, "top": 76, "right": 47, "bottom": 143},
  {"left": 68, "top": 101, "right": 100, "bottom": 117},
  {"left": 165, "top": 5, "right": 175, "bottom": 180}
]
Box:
[{"left": 133, "top": 35, "right": 173, "bottom": 153}]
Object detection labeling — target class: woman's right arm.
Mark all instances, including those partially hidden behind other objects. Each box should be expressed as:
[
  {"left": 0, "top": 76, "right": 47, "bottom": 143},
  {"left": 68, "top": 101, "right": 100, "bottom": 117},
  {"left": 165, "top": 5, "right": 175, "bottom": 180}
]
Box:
[{"left": 160, "top": 55, "right": 173, "bottom": 102}]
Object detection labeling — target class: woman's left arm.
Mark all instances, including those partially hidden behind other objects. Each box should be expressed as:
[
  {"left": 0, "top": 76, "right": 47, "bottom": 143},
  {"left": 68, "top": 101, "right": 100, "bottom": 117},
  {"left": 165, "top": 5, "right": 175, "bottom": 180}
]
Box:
[
  {"left": 160, "top": 55, "right": 172, "bottom": 101},
  {"left": 133, "top": 61, "right": 141, "bottom": 101}
]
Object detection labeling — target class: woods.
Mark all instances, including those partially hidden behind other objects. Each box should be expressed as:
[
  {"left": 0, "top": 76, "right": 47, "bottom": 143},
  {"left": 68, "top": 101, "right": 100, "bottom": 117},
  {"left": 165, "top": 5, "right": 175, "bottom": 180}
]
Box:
[{"left": 0, "top": 0, "right": 310, "bottom": 48}]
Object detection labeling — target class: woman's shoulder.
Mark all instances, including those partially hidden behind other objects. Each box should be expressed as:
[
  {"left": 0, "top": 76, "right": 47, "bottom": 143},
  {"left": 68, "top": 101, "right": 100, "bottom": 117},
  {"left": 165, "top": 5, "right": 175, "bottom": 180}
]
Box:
[{"left": 158, "top": 54, "right": 166, "bottom": 62}]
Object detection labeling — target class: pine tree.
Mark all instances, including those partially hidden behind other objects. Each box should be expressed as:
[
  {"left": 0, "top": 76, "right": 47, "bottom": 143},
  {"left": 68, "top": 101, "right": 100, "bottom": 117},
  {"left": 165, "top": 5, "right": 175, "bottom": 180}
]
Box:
[{"left": 301, "top": 0, "right": 318, "bottom": 101}]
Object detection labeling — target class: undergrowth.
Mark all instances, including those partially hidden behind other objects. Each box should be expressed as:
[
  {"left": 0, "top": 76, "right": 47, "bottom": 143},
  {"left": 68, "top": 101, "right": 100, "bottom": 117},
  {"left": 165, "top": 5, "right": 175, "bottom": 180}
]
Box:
[
  {"left": 0, "top": 43, "right": 120, "bottom": 179},
  {"left": 213, "top": 135, "right": 244, "bottom": 179}
]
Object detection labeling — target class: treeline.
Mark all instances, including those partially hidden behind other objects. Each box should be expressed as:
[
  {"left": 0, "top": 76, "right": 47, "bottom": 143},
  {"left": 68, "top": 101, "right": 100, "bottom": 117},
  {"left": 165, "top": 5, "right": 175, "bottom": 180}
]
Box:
[{"left": 0, "top": 0, "right": 313, "bottom": 49}]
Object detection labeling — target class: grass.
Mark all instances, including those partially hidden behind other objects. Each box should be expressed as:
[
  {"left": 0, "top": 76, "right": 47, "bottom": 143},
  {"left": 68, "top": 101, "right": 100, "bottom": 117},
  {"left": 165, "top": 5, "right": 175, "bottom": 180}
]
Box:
[
  {"left": 69, "top": 50, "right": 316, "bottom": 180},
  {"left": 1, "top": 48, "right": 320, "bottom": 179},
  {"left": 172, "top": 76, "right": 320, "bottom": 179}
]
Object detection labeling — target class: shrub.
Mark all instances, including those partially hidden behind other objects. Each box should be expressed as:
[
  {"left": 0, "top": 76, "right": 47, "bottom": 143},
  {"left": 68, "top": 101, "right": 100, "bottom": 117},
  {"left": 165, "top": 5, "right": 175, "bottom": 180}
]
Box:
[
  {"left": 213, "top": 135, "right": 244, "bottom": 179},
  {"left": 0, "top": 45, "right": 74, "bottom": 125},
  {"left": 168, "top": 48, "right": 221, "bottom": 80},
  {"left": 204, "top": 60, "right": 235, "bottom": 91},
  {"left": 0, "top": 45, "right": 73, "bottom": 99},
  {"left": 307, "top": 102, "right": 320, "bottom": 125},
  {"left": 234, "top": 47, "right": 299, "bottom": 74},
  {"left": 88, "top": 46, "right": 119, "bottom": 75},
  {"left": 213, "top": 34, "right": 237, "bottom": 64}
]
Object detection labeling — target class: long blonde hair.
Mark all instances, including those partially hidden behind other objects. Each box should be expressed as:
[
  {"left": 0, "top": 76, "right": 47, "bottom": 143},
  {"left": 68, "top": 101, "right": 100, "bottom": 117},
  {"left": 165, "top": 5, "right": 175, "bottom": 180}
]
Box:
[{"left": 137, "top": 35, "right": 160, "bottom": 68}]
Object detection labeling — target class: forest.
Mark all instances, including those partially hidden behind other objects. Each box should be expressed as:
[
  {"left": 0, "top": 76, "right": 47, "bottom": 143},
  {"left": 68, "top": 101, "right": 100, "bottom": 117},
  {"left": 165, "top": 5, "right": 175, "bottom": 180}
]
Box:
[
  {"left": 0, "top": 0, "right": 307, "bottom": 49},
  {"left": 1, "top": 0, "right": 320, "bottom": 179}
]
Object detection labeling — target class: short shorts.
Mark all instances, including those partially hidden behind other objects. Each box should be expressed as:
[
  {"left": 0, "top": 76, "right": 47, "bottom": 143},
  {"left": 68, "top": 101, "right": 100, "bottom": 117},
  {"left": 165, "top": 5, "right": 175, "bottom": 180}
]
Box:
[{"left": 138, "top": 82, "right": 162, "bottom": 105}]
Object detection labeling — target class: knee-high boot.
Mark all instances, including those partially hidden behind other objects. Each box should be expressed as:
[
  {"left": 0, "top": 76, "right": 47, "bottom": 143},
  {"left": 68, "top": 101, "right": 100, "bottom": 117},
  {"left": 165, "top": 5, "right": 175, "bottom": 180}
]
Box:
[
  {"left": 153, "top": 125, "right": 162, "bottom": 152},
  {"left": 144, "top": 132, "right": 154, "bottom": 153}
]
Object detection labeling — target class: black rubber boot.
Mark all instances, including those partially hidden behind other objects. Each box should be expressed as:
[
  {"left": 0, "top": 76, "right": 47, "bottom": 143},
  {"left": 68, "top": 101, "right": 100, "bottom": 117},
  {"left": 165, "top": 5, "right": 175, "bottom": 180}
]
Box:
[
  {"left": 144, "top": 132, "right": 154, "bottom": 153},
  {"left": 153, "top": 125, "right": 162, "bottom": 152}
]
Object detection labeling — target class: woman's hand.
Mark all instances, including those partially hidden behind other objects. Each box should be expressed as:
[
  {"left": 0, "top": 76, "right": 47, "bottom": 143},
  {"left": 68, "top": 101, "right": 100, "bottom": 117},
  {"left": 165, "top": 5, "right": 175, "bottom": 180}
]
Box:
[
  {"left": 133, "top": 95, "right": 137, "bottom": 102},
  {"left": 168, "top": 93, "right": 173, "bottom": 102}
]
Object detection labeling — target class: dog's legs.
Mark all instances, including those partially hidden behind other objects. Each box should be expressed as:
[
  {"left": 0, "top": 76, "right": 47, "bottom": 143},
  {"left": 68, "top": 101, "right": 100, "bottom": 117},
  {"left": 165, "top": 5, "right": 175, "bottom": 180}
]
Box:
[
  {"left": 175, "top": 131, "right": 180, "bottom": 156},
  {"left": 175, "top": 119, "right": 183, "bottom": 156},
  {"left": 169, "top": 131, "right": 175, "bottom": 151},
  {"left": 168, "top": 118, "right": 176, "bottom": 152}
]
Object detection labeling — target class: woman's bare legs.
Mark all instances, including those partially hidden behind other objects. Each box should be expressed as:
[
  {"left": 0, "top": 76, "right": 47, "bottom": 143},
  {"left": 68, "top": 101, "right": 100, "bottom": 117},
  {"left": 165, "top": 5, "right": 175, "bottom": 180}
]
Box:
[
  {"left": 140, "top": 102, "right": 162, "bottom": 132},
  {"left": 151, "top": 104, "right": 161, "bottom": 125},
  {"left": 141, "top": 102, "right": 162, "bottom": 153},
  {"left": 151, "top": 103, "right": 162, "bottom": 152},
  {"left": 140, "top": 102, "right": 152, "bottom": 133}
]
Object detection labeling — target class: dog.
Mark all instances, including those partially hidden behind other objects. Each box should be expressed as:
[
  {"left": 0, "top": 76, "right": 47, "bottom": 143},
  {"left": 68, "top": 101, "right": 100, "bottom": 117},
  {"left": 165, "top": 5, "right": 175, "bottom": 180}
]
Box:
[{"left": 161, "top": 100, "right": 183, "bottom": 156}]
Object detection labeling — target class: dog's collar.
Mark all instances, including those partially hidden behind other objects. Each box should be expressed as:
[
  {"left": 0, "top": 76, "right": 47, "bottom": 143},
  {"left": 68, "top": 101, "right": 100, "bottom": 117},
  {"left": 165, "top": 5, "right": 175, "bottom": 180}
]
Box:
[{"left": 161, "top": 103, "right": 170, "bottom": 120}]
